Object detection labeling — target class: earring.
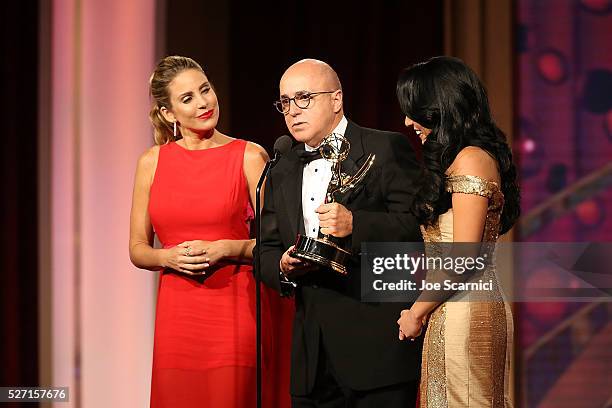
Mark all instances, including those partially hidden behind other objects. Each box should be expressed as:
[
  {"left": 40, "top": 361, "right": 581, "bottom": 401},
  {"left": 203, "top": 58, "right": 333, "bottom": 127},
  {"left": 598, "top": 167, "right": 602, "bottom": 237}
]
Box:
[{"left": 173, "top": 122, "right": 177, "bottom": 138}]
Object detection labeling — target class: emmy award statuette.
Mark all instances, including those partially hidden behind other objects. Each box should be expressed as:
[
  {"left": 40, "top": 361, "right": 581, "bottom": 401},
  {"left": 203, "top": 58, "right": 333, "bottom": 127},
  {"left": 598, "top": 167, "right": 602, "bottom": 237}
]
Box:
[{"left": 292, "top": 133, "right": 375, "bottom": 275}]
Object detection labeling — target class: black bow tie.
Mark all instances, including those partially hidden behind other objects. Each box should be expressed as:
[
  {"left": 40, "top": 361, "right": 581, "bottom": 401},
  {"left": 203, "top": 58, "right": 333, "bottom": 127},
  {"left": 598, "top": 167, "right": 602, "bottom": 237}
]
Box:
[{"left": 297, "top": 149, "right": 322, "bottom": 164}]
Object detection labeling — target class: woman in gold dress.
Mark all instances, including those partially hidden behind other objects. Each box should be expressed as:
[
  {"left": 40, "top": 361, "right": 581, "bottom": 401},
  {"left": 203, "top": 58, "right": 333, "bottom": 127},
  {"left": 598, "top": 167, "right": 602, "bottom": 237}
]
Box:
[{"left": 396, "top": 56, "right": 520, "bottom": 407}]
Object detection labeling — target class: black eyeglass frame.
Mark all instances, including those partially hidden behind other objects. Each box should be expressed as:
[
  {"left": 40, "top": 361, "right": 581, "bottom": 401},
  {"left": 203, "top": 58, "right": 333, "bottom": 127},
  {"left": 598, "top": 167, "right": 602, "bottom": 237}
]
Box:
[{"left": 273, "top": 90, "right": 338, "bottom": 114}]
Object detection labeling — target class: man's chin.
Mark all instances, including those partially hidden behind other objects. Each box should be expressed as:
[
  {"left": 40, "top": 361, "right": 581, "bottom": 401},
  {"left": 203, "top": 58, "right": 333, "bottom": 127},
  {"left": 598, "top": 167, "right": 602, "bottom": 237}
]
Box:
[{"left": 289, "top": 130, "right": 312, "bottom": 144}]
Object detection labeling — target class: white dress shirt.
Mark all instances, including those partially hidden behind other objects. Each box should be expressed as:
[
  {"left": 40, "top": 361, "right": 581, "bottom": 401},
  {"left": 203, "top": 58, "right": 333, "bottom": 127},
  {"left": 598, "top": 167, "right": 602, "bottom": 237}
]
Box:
[{"left": 302, "top": 116, "right": 348, "bottom": 238}]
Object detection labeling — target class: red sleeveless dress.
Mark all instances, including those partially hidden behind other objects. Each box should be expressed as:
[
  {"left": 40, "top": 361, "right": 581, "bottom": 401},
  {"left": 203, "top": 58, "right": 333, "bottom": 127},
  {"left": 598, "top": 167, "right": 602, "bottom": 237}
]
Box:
[{"left": 148, "top": 139, "right": 292, "bottom": 407}]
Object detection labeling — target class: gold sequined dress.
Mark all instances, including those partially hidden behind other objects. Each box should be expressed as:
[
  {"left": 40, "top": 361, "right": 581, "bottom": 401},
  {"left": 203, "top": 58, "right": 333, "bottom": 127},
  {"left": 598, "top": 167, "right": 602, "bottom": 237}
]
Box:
[{"left": 419, "top": 175, "right": 514, "bottom": 408}]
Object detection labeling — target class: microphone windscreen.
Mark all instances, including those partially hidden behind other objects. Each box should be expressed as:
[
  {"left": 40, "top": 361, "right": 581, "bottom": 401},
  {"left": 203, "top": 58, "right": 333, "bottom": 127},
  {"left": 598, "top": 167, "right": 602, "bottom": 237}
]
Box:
[{"left": 273, "top": 135, "right": 293, "bottom": 156}]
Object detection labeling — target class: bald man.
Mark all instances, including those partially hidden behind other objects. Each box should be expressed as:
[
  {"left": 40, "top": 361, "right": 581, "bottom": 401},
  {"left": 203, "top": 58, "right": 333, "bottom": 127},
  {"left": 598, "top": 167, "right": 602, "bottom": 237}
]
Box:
[{"left": 259, "top": 59, "right": 423, "bottom": 407}]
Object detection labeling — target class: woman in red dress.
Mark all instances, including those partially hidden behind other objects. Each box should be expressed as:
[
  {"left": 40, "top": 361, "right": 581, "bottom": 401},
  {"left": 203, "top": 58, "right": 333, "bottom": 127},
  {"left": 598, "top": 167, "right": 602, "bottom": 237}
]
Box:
[{"left": 129, "top": 56, "right": 292, "bottom": 407}]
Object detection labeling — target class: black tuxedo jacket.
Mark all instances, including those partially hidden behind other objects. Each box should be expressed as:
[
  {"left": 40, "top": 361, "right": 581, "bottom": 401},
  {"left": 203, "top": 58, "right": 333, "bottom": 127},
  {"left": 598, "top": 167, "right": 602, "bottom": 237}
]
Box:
[{"left": 258, "top": 120, "right": 423, "bottom": 396}]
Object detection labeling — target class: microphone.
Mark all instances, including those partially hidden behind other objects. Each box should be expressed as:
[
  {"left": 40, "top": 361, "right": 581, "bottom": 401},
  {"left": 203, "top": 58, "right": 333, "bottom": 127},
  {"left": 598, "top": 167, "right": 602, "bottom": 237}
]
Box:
[
  {"left": 254, "top": 134, "right": 292, "bottom": 408},
  {"left": 271, "top": 135, "right": 293, "bottom": 166}
]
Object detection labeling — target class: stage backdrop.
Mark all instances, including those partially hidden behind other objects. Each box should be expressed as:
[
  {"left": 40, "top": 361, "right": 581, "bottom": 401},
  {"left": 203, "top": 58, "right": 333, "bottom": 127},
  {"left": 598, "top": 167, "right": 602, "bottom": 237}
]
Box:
[
  {"left": 41, "top": 0, "right": 158, "bottom": 406},
  {"left": 516, "top": 1, "right": 612, "bottom": 407}
]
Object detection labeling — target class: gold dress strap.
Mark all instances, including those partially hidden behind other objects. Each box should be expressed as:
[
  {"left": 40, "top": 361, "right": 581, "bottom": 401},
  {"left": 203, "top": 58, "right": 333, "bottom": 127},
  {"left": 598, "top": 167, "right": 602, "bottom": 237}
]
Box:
[{"left": 446, "top": 174, "right": 500, "bottom": 199}]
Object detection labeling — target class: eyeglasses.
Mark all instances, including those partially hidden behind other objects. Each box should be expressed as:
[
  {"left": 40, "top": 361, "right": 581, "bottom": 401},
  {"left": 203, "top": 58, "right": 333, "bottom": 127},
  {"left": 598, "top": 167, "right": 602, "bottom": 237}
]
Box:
[{"left": 273, "top": 90, "right": 337, "bottom": 114}]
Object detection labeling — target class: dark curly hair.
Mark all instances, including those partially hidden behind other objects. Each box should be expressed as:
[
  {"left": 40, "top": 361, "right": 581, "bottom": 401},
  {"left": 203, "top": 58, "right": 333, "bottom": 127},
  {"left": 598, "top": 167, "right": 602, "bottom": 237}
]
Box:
[{"left": 396, "top": 56, "right": 520, "bottom": 235}]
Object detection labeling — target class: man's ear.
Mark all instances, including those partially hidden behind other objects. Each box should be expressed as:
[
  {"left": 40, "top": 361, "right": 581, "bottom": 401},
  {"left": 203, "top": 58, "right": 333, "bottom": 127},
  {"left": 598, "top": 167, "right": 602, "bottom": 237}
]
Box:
[
  {"left": 160, "top": 106, "right": 176, "bottom": 124},
  {"left": 332, "top": 90, "right": 343, "bottom": 114}
]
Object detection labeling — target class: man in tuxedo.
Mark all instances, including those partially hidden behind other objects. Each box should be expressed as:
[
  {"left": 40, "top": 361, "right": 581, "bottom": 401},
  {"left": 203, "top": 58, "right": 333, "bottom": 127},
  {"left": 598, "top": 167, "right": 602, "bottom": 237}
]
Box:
[{"left": 259, "top": 59, "right": 422, "bottom": 407}]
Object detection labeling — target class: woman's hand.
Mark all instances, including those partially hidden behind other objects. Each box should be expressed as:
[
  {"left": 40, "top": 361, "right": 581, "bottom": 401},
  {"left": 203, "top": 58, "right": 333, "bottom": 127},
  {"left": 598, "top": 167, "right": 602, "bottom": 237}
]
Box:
[
  {"left": 161, "top": 244, "right": 209, "bottom": 275},
  {"left": 397, "top": 309, "right": 425, "bottom": 341},
  {"left": 178, "top": 240, "right": 231, "bottom": 266}
]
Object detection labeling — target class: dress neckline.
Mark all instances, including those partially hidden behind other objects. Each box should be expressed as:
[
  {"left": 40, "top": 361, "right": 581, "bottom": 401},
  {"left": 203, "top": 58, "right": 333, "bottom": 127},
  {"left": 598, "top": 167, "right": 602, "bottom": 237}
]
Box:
[{"left": 171, "top": 139, "right": 238, "bottom": 152}]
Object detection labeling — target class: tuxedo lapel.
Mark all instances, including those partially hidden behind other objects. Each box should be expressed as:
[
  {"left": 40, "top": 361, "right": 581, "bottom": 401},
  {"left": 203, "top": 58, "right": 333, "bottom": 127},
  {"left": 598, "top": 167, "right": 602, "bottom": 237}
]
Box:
[
  {"left": 344, "top": 120, "right": 365, "bottom": 166},
  {"left": 279, "top": 146, "right": 305, "bottom": 239},
  {"left": 339, "top": 121, "right": 368, "bottom": 205}
]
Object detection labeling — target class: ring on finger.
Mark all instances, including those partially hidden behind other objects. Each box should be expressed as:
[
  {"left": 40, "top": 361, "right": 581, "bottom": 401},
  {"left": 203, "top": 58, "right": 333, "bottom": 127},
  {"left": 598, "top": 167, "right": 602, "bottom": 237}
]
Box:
[{"left": 184, "top": 246, "right": 192, "bottom": 256}]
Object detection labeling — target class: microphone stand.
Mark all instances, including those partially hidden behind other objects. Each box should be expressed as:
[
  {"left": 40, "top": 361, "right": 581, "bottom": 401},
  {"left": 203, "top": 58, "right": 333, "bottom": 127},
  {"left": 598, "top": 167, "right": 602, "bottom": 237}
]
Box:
[{"left": 254, "top": 151, "right": 279, "bottom": 408}]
